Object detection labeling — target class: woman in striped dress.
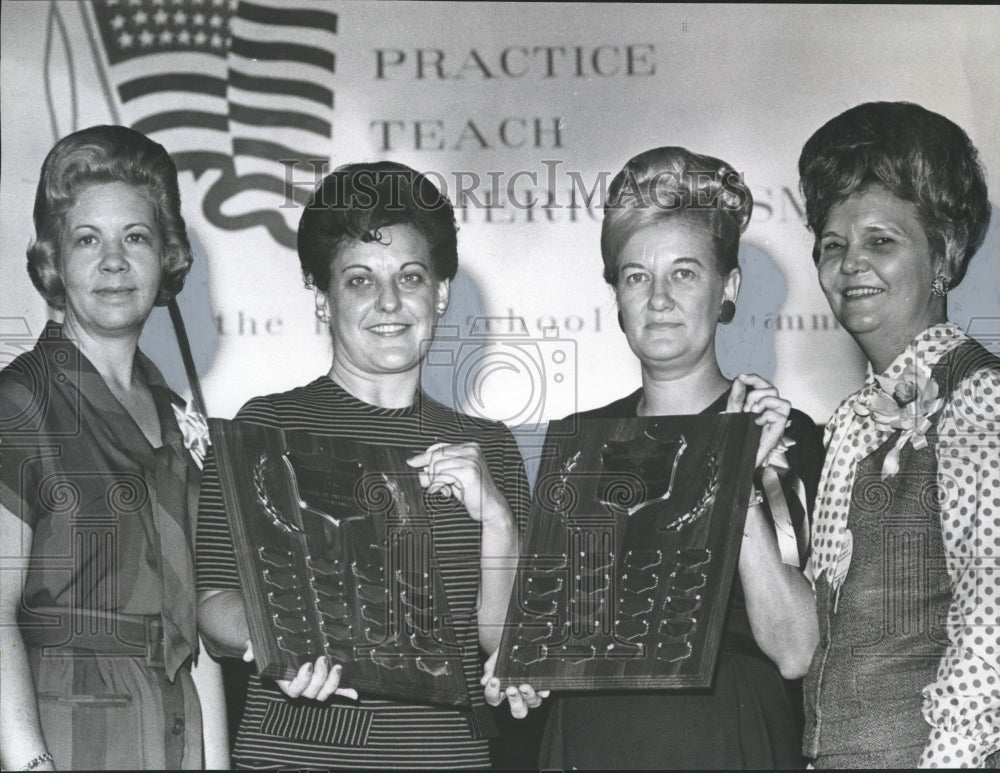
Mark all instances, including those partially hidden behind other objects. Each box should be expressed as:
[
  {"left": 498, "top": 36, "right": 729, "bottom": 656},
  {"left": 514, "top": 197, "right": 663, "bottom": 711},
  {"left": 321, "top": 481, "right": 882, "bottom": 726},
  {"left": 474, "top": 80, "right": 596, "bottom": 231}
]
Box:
[{"left": 195, "top": 161, "right": 541, "bottom": 768}]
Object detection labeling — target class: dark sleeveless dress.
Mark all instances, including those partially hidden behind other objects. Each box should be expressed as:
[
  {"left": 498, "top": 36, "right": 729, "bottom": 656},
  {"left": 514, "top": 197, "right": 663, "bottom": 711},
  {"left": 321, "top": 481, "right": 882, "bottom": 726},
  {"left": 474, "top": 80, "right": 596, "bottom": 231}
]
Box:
[{"left": 539, "top": 388, "right": 824, "bottom": 769}]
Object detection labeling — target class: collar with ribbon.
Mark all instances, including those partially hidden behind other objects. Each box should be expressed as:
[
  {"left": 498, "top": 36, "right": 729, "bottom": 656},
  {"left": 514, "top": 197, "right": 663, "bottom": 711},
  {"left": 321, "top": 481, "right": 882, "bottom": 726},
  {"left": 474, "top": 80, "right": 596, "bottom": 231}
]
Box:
[
  {"left": 808, "top": 322, "right": 966, "bottom": 601},
  {"left": 852, "top": 361, "right": 944, "bottom": 479},
  {"left": 171, "top": 400, "right": 210, "bottom": 470}
]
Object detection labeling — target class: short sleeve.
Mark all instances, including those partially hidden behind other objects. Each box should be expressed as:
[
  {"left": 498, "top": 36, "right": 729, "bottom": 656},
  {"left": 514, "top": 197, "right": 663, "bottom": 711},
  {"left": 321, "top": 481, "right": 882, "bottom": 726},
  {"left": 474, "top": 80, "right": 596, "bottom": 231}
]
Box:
[{"left": 0, "top": 376, "right": 46, "bottom": 528}]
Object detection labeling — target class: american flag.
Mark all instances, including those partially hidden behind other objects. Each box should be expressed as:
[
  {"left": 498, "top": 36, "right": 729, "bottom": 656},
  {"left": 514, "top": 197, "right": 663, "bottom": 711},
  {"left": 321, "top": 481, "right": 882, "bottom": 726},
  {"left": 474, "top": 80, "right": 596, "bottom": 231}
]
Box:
[{"left": 78, "top": 0, "right": 337, "bottom": 248}]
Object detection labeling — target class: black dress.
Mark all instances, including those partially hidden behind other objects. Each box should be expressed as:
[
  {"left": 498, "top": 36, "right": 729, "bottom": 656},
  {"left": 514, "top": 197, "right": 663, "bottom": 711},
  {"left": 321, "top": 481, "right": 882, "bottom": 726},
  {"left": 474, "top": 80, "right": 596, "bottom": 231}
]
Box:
[{"left": 538, "top": 388, "right": 824, "bottom": 770}]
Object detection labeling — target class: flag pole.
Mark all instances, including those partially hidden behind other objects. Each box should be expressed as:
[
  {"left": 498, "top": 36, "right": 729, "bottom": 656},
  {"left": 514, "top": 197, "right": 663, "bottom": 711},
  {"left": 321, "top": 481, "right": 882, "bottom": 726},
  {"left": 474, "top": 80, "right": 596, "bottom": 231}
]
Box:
[{"left": 168, "top": 298, "right": 208, "bottom": 417}]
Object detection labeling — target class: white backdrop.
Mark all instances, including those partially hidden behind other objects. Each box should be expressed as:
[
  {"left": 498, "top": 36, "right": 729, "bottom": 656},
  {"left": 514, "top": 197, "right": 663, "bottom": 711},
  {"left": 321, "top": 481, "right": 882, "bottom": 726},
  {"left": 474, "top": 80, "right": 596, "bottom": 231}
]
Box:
[{"left": 3, "top": 2, "right": 999, "bottom": 458}]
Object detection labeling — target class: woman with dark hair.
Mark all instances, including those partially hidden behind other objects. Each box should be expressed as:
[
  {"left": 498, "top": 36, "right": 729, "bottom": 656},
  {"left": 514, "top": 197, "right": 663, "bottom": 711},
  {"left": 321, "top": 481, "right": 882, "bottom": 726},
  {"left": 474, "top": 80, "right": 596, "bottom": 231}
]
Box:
[
  {"left": 799, "top": 101, "right": 1000, "bottom": 768},
  {"left": 529, "top": 146, "right": 825, "bottom": 769},
  {"left": 0, "top": 125, "right": 226, "bottom": 770},
  {"left": 195, "top": 161, "right": 539, "bottom": 769}
]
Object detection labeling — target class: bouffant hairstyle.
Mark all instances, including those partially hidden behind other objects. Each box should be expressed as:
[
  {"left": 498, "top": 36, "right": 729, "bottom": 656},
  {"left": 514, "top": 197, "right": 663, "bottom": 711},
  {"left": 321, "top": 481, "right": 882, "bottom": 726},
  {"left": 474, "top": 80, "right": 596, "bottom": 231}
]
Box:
[
  {"left": 27, "top": 124, "right": 193, "bottom": 309},
  {"left": 600, "top": 146, "right": 753, "bottom": 285},
  {"left": 297, "top": 161, "right": 458, "bottom": 290},
  {"left": 798, "top": 101, "right": 990, "bottom": 286}
]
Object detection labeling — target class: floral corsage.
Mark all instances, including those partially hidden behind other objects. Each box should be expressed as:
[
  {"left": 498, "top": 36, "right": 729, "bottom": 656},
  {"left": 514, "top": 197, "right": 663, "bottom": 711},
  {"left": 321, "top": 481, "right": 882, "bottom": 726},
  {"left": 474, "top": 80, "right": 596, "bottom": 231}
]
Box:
[
  {"left": 854, "top": 360, "right": 944, "bottom": 479},
  {"left": 172, "top": 401, "right": 210, "bottom": 470}
]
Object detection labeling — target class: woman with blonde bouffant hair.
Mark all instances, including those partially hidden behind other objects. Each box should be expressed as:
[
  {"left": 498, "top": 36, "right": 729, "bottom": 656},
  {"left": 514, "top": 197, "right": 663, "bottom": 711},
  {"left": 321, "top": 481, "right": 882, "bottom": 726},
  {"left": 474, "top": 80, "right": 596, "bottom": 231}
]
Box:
[{"left": 529, "top": 146, "right": 825, "bottom": 769}]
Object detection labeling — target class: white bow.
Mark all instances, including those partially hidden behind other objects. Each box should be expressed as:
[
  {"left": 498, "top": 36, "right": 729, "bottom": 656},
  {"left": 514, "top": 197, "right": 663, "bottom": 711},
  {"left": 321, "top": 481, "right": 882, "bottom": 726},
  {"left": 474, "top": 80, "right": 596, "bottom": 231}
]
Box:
[{"left": 172, "top": 401, "right": 210, "bottom": 470}]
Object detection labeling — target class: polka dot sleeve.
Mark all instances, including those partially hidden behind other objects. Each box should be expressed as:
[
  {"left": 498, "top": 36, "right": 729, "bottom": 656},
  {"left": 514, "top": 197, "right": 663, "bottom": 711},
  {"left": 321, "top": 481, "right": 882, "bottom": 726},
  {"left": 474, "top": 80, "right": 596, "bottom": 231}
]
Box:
[{"left": 920, "top": 365, "right": 1000, "bottom": 767}]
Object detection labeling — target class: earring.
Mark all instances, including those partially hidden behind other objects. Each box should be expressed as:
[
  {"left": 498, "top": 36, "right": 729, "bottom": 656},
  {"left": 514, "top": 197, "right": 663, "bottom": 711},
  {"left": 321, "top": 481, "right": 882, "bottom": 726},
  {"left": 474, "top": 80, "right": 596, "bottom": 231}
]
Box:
[
  {"left": 931, "top": 273, "right": 950, "bottom": 297},
  {"left": 718, "top": 299, "right": 736, "bottom": 325},
  {"left": 436, "top": 303, "right": 447, "bottom": 317},
  {"left": 617, "top": 310, "right": 625, "bottom": 332},
  {"left": 314, "top": 291, "right": 330, "bottom": 324}
]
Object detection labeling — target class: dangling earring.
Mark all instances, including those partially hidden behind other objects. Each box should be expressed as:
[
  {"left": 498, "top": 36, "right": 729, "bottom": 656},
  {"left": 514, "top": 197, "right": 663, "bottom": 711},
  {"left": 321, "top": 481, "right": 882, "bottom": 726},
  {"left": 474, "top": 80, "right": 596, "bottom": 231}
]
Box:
[
  {"left": 718, "top": 299, "right": 736, "bottom": 325},
  {"left": 617, "top": 310, "right": 625, "bottom": 332},
  {"left": 931, "top": 273, "right": 950, "bottom": 298},
  {"left": 314, "top": 291, "right": 330, "bottom": 324},
  {"left": 436, "top": 303, "right": 447, "bottom": 318}
]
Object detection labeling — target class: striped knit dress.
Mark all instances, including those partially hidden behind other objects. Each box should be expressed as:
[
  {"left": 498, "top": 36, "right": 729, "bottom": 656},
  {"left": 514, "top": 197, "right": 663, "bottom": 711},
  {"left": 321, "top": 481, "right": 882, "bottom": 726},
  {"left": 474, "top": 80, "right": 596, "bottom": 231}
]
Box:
[{"left": 196, "top": 376, "right": 528, "bottom": 769}]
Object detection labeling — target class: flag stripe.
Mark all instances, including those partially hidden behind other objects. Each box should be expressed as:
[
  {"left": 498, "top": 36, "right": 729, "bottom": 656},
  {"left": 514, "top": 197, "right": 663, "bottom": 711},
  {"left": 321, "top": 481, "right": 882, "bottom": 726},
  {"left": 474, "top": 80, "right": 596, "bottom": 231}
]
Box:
[
  {"left": 229, "top": 37, "right": 334, "bottom": 71},
  {"left": 225, "top": 156, "right": 319, "bottom": 204},
  {"left": 230, "top": 20, "right": 338, "bottom": 53},
  {"left": 226, "top": 55, "right": 334, "bottom": 92},
  {"left": 100, "top": 49, "right": 226, "bottom": 82},
  {"left": 133, "top": 110, "right": 229, "bottom": 135},
  {"left": 169, "top": 150, "right": 234, "bottom": 171},
  {"left": 237, "top": 1, "right": 338, "bottom": 34},
  {"left": 228, "top": 101, "right": 330, "bottom": 136},
  {"left": 227, "top": 70, "right": 332, "bottom": 107},
  {"left": 228, "top": 86, "right": 333, "bottom": 133},
  {"left": 120, "top": 74, "right": 227, "bottom": 102},
  {"left": 124, "top": 92, "right": 228, "bottom": 123},
  {"left": 231, "top": 138, "right": 317, "bottom": 165},
  {"left": 229, "top": 123, "right": 331, "bottom": 168}
]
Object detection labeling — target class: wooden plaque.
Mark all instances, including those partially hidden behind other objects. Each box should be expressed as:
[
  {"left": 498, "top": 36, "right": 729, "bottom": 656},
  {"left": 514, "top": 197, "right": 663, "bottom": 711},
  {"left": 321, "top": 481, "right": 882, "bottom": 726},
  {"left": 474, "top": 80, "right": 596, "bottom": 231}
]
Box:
[
  {"left": 209, "top": 419, "right": 471, "bottom": 707},
  {"left": 495, "top": 413, "right": 760, "bottom": 690}
]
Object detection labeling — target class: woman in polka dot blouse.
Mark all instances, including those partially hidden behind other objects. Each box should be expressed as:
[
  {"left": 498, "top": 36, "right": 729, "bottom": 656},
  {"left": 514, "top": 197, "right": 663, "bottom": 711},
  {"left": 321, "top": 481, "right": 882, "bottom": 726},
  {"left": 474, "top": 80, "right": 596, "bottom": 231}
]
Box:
[{"left": 798, "top": 101, "right": 1000, "bottom": 768}]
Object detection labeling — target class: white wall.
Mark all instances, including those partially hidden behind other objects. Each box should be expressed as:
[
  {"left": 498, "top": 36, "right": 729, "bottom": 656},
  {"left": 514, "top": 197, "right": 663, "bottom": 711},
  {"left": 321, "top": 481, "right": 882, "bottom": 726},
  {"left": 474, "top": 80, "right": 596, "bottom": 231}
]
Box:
[{"left": 3, "top": 2, "right": 998, "bottom": 434}]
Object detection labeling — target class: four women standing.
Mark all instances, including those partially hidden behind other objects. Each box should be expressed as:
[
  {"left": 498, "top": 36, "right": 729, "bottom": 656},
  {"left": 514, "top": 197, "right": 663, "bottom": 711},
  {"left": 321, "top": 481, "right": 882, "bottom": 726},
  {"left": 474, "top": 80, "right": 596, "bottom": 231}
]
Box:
[{"left": 2, "top": 99, "right": 997, "bottom": 769}]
